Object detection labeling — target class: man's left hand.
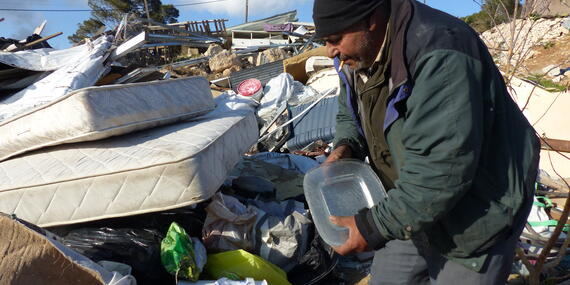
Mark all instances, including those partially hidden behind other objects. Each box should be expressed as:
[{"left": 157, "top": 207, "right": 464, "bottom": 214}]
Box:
[{"left": 329, "top": 215, "right": 369, "bottom": 255}]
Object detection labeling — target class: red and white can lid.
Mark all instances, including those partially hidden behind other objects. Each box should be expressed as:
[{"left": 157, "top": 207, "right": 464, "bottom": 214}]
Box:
[{"left": 237, "top": 78, "right": 262, "bottom": 97}]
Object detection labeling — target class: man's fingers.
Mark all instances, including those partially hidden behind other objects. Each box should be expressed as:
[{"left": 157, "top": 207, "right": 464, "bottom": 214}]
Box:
[{"left": 329, "top": 215, "right": 350, "bottom": 226}]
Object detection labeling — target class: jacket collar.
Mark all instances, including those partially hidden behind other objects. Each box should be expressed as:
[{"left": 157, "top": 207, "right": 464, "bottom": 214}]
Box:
[{"left": 388, "top": 0, "right": 413, "bottom": 93}]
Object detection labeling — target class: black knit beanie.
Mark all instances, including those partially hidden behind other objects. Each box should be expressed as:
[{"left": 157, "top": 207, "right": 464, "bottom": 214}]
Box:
[{"left": 313, "top": 0, "right": 387, "bottom": 38}]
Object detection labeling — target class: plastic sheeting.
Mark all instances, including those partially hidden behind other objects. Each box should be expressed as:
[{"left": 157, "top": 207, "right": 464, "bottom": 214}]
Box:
[
  {"left": 0, "top": 36, "right": 112, "bottom": 122},
  {"left": 257, "top": 73, "right": 320, "bottom": 122},
  {"left": 0, "top": 40, "right": 104, "bottom": 72},
  {"left": 247, "top": 152, "right": 319, "bottom": 174}
]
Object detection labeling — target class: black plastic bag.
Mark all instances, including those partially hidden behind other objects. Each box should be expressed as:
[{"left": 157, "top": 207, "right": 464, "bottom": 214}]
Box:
[
  {"left": 62, "top": 227, "right": 168, "bottom": 284},
  {"left": 287, "top": 219, "right": 339, "bottom": 285}
]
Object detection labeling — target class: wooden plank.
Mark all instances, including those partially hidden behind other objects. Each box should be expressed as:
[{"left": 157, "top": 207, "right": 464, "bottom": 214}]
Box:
[
  {"left": 33, "top": 20, "right": 47, "bottom": 35},
  {"left": 12, "top": 32, "right": 62, "bottom": 52},
  {"left": 542, "top": 137, "right": 570, "bottom": 153},
  {"left": 110, "top": 31, "right": 147, "bottom": 60}
]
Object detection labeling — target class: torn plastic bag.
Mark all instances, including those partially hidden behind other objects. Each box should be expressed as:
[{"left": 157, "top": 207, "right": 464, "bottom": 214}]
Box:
[
  {"left": 62, "top": 227, "right": 164, "bottom": 284},
  {"left": 287, "top": 223, "right": 338, "bottom": 285},
  {"left": 202, "top": 193, "right": 258, "bottom": 252},
  {"left": 247, "top": 152, "right": 319, "bottom": 174},
  {"left": 203, "top": 193, "right": 311, "bottom": 272},
  {"left": 229, "top": 158, "right": 305, "bottom": 201},
  {"left": 178, "top": 278, "right": 268, "bottom": 285},
  {"left": 257, "top": 73, "right": 319, "bottom": 124},
  {"left": 161, "top": 222, "right": 207, "bottom": 281},
  {"left": 204, "top": 249, "right": 291, "bottom": 285},
  {"left": 250, "top": 199, "right": 312, "bottom": 272},
  {"left": 232, "top": 176, "right": 276, "bottom": 200}
]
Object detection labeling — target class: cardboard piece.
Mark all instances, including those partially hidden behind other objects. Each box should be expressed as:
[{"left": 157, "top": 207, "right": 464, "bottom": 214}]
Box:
[
  {"left": 0, "top": 214, "right": 104, "bottom": 285},
  {"left": 283, "top": 46, "right": 327, "bottom": 84}
]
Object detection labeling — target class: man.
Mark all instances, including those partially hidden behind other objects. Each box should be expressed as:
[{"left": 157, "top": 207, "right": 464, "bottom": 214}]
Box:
[{"left": 312, "top": 0, "right": 540, "bottom": 284}]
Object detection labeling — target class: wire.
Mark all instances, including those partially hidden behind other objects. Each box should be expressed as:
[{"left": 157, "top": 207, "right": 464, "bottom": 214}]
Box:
[{"left": 0, "top": 0, "right": 232, "bottom": 12}]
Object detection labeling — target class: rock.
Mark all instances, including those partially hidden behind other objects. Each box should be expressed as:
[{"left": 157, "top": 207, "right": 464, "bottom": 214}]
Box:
[
  {"left": 247, "top": 56, "right": 255, "bottom": 66},
  {"left": 256, "top": 48, "right": 289, "bottom": 66},
  {"left": 542, "top": 64, "right": 561, "bottom": 77},
  {"left": 480, "top": 18, "right": 569, "bottom": 67},
  {"left": 204, "top": 44, "right": 224, "bottom": 57},
  {"left": 174, "top": 66, "right": 208, "bottom": 77},
  {"left": 552, "top": 75, "right": 565, "bottom": 83},
  {"left": 209, "top": 50, "right": 241, "bottom": 73},
  {"left": 222, "top": 65, "right": 242, "bottom": 77}
]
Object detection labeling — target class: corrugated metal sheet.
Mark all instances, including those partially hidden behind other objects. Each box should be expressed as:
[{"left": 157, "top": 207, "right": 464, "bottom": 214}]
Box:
[
  {"left": 226, "top": 10, "right": 298, "bottom": 32},
  {"left": 230, "top": 60, "right": 284, "bottom": 90},
  {"left": 285, "top": 95, "right": 339, "bottom": 151}
]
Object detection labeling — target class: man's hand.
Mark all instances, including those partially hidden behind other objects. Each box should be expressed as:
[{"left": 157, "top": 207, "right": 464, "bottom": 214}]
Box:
[
  {"left": 325, "top": 144, "right": 353, "bottom": 163},
  {"left": 329, "top": 215, "right": 369, "bottom": 255}
]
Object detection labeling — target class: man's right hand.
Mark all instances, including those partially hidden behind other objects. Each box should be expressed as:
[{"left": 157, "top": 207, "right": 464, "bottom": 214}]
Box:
[{"left": 325, "top": 144, "right": 353, "bottom": 163}]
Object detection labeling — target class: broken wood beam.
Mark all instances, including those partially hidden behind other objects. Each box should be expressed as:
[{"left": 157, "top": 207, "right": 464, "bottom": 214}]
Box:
[
  {"left": 12, "top": 32, "right": 62, "bottom": 52},
  {"left": 542, "top": 137, "right": 570, "bottom": 153}
]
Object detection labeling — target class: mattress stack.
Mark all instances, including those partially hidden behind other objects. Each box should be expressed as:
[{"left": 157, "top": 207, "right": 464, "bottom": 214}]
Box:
[{"left": 0, "top": 77, "right": 259, "bottom": 227}]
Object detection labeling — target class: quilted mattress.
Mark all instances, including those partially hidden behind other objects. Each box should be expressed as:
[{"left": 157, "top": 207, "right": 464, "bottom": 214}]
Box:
[
  {"left": 0, "top": 77, "right": 215, "bottom": 162},
  {"left": 0, "top": 97, "right": 258, "bottom": 227}
]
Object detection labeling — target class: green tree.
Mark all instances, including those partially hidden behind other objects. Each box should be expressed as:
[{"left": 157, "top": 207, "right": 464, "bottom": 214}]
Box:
[
  {"left": 68, "top": 18, "right": 105, "bottom": 43},
  {"left": 68, "top": 0, "right": 179, "bottom": 43},
  {"left": 461, "top": 0, "right": 522, "bottom": 33}
]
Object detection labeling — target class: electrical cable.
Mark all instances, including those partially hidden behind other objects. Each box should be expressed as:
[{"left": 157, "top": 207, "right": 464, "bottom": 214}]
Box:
[{"left": 0, "top": 0, "right": 232, "bottom": 12}]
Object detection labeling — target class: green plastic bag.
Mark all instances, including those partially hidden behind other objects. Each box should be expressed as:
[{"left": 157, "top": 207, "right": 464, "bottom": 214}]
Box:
[
  {"left": 161, "top": 222, "right": 200, "bottom": 281},
  {"left": 204, "top": 250, "right": 291, "bottom": 285}
]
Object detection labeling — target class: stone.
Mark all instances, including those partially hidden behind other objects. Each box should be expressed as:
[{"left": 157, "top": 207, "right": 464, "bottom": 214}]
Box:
[
  {"left": 256, "top": 48, "right": 289, "bottom": 66},
  {"left": 247, "top": 55, "right": 255, "bottom": 66},
  {"left": 542, "top": 64, "right": 561, "bottom": 77},
  {"left": 181, "top": 47, "right": 200, "bottom": 57},
  {"left": 174, "top": 66, "right": 208, "bottom": 78},
  {"left": 222, "top": 65, "right": 242, "bottom": 77},
  {"left": 552, "top": 75, "right": 565, "bottom": 83},
  {"left": 204, "top": 44, "right": 224, "bottom": 57},
  {"left": 209, "top": 50, "right": 241, "bottom": 73}
]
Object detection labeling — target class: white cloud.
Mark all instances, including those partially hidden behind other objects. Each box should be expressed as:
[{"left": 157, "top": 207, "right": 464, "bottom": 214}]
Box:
[{"left": 182, "top": 0, "right": 311, "bottom": 19}]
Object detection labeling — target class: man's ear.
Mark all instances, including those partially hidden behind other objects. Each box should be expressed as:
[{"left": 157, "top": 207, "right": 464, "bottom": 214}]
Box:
[
  {"left": 367, "top": 5, "right": 389, "bottom": 33},
  {"left": 367, "top": 7, "right": 381, "bottom": 32}
]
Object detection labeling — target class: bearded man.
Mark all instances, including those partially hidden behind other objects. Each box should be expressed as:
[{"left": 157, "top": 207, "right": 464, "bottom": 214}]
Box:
[{"left": 313, "top": 0, "right": 540, "bottom": 284}]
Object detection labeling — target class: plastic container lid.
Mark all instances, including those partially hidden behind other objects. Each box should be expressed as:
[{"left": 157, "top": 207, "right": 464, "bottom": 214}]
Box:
[
  {"left": 237, "top": 78, "right": 263, "bottom": 101},
  {"left": 303, "top": 159, "right": 387, "bottom": 247}
]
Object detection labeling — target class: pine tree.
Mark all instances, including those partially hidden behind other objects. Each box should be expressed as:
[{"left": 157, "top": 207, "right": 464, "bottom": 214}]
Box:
[
  {"left": 462, "top": 0, "right": 522, "bottom": 33},
  {"left": 68, "top": 0, "right": 179, "bottom": 43}
]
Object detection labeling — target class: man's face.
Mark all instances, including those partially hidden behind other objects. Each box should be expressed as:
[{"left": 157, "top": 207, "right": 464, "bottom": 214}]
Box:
[{"left": 324, "top": 22, "right": 378, "bottom": 71}]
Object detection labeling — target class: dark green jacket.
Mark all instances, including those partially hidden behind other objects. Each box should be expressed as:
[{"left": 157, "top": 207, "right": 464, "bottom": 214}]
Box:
[{"left": 333, "top": 0, "right": 540, "bottom": 271}]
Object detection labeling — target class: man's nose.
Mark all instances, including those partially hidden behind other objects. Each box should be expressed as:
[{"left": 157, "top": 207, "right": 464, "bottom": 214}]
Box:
[{"left": 326, "top": 43, "right": 340, "bottom": 59}]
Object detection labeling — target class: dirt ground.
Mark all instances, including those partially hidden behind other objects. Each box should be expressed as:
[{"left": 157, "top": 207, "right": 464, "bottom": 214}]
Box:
[{"left": 523, "top": 32, "right": 570, "bottom": 85}]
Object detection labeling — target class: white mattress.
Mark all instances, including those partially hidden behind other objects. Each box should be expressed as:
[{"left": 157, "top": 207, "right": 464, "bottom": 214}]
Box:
[
  {"left": 0, "top": 98, "right": 258, "bottom": 227},
  {"left": 0, "top": 77, "right": 215, "bottom": 162}
]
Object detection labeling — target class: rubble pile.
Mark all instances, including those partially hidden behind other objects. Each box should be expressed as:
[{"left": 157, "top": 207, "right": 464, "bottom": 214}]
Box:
[
  {"left": 481, "top": 17, "right": 569, "bottom": 66},
  {"left": 481, "top": 18, "right": 569, "bottom": 65},
  {"left": 0, "top": 9, "right": 569, "bottom": 285}
]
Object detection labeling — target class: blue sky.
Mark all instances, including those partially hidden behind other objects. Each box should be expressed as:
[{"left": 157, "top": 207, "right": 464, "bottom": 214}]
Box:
[{"left": 0, "top": 0, "right": 481, "bottom": 49}]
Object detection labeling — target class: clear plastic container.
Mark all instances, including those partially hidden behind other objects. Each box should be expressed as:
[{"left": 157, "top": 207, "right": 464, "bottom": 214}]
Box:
[{"left": 303, "top": 159, "right": 387, "bottom": 247}]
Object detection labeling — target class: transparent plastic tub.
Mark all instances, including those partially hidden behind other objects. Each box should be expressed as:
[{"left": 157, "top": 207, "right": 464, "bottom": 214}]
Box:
[{"left": 303, "top": 159, "right": 387, "bottom": 247}]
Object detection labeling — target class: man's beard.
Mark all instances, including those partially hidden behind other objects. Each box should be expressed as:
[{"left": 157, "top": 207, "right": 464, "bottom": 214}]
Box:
[{"left": 343, "top": 34, "right": 376, "bottom": 71}]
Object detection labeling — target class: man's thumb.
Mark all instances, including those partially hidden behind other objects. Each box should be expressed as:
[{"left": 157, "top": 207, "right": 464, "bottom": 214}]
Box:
[{"left": 329, "top": 215, "right": 340, "bottom": 225}]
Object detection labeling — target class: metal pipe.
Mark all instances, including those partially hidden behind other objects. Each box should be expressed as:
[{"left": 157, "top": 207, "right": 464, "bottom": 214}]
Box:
[{"left": 245, "top": 0, "right": 249, "bottom": 23}]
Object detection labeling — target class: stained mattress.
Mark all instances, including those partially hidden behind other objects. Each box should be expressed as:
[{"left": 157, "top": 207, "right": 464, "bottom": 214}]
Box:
[
  {"left": 0, "top": 77, "right": 215, "bottom": 162},
  {"left": 0, "top": 97, "right": 258, "bottom": 227}
]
